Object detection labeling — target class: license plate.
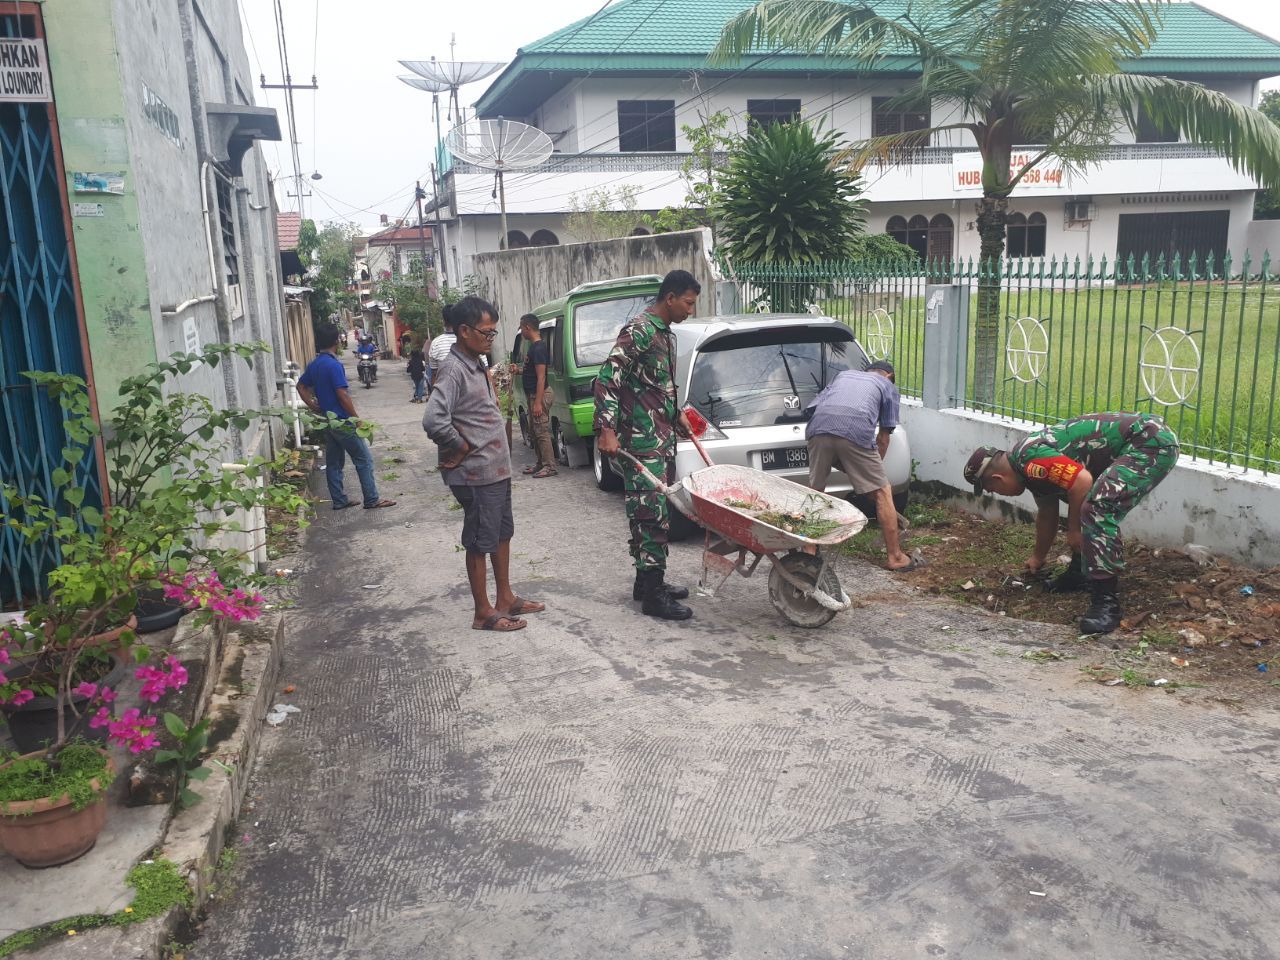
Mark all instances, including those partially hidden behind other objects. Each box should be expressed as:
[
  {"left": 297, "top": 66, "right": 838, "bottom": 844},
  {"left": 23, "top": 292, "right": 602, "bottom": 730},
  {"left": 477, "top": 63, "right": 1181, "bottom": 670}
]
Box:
[{"left": 759, "top": 446, "right": 808, "bottom": 471}]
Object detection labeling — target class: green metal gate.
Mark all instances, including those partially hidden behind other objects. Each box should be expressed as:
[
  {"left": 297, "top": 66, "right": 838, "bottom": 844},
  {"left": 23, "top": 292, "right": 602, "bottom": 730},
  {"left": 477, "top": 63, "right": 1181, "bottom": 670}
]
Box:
[{"left": 0, "top": 9, "right": 101, "bottom": 608}]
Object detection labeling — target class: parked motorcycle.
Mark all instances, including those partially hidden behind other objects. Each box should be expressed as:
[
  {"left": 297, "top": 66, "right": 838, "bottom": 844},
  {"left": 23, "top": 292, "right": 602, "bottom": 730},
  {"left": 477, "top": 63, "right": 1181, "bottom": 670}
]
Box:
[{"left": 357, "top": 354, "right": 378, "bottom": 388}]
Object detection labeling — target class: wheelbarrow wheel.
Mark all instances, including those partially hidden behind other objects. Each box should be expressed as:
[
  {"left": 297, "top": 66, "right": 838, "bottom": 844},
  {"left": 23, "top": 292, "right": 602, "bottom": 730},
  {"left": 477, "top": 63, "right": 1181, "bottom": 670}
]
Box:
[{"left": 768, "top": 553, "right": 840, "bottom": 628}]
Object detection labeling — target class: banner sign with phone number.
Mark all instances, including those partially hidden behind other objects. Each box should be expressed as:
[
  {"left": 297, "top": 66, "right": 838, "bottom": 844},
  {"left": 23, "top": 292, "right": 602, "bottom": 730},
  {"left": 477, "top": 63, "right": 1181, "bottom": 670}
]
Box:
[{"left": 952, "top": 151, "right": 1068, "bottom": 195}]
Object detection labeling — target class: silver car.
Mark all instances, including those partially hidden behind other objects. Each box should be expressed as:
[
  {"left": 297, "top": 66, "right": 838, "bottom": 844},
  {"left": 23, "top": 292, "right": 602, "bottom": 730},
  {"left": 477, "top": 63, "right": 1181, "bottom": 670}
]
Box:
[{"left": 590, "top": 314, "right": 911, "bottom": 539}]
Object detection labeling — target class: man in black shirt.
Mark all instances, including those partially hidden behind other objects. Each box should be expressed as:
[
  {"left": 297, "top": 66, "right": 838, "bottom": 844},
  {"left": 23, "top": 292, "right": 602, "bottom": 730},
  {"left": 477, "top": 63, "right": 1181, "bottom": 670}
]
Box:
[{"left": 519, "top": 313, "right": 556, "bottom": 478}]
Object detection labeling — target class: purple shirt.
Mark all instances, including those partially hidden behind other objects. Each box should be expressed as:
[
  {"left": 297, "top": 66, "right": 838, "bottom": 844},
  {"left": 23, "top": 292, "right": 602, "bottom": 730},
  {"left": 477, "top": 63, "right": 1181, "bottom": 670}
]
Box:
[
  {"left": 423, "top": 345, "right": 512, "bottom": 486},
  {"left": 805, "top": 370, "right": 899, "bottom": 449}
]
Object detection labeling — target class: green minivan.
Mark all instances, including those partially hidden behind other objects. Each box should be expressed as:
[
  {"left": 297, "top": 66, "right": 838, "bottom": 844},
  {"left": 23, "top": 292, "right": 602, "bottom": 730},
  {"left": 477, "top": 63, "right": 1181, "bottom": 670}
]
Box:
[{"left": 514, "top": 275, "right": 661, "bottom": 468}]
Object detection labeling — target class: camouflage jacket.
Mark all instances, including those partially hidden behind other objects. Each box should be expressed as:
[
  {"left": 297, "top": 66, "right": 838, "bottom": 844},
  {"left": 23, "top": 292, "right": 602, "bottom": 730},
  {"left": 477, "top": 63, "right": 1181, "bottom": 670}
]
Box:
[
  {"left": 1007, "top": 412, "right": 1161, "bottom": 500},
  {"left": 593, "top": 310, "right": 678, "bottom": 457}
]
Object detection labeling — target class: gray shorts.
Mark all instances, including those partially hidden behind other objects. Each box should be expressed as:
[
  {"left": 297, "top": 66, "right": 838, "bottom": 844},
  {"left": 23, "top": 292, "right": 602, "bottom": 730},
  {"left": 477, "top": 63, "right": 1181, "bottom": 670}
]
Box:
[
  {"left": 807, "top": 433, "right": 889, "bottom": 495},
  {"left": 450, "top": 479, "right": 514, "bottom": 553}
]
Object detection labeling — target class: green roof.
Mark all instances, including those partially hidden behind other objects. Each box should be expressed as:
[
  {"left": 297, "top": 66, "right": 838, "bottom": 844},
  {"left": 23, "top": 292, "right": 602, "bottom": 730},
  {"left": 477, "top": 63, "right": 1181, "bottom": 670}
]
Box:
[{"left": 475, "top": 0, "right": 1280, "bottom": 116}]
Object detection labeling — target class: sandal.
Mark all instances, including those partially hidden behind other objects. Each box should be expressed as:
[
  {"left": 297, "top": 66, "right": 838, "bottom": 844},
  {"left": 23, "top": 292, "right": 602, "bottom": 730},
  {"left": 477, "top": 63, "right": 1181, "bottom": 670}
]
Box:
[
  {"left": 473, "top": 613, "right": 526, "bottom": 632},
  {"left": 364, "top": 499, "right": 397, "bottom": 509},
  {"left": 531, "top": 466, "right": 558, "bottom": 478},
  {"left": 503, "top": 596, "right": 545, "bottom": 616},
  {"left": 522, "top": 464, "right": 541, "bottom": 474},
  {"left": 332, "top": 500, "right": 357, "bottom": 511}
]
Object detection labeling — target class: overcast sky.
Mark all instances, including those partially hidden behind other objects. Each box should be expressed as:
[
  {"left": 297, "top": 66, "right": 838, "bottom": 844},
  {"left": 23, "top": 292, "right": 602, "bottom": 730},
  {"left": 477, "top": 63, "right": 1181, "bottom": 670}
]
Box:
[{"left": 239, "top": 0, "right": 1280, "bottom": 231}]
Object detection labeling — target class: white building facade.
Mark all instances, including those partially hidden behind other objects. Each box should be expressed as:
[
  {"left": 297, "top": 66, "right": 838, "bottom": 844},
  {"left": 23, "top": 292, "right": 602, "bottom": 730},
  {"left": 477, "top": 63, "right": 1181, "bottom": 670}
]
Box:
[{"left": 432, "top": 0, "right": 1280, "bottom": 278}]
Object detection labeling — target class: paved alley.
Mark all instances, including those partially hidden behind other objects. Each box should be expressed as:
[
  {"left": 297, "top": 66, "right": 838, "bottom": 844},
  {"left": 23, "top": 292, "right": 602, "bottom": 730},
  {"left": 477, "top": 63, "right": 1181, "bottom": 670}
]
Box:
[{"left": 192, "top": 357, "right": 1280, "bottom": 960}]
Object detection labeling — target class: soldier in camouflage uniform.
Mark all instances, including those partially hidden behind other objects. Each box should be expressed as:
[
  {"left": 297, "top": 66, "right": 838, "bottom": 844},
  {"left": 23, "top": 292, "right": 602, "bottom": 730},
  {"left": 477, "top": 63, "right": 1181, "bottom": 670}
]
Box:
[
  {"left": 963, "top": 412, "right": 1179, "bottom": 634},
  {"left": 594, "top": 270, "right": 702, "bottom": 621}
]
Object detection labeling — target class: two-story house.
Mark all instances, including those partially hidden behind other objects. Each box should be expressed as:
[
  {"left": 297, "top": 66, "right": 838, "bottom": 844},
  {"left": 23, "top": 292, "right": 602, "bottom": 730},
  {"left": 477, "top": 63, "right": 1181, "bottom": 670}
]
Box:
[{"left": 432, "top": 0, "right": 1280, "bottom": 278}]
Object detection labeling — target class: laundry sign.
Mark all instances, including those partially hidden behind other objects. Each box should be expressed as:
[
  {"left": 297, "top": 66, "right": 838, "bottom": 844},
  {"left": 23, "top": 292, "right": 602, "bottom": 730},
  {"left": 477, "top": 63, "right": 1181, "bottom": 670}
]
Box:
[{"left": 0, "top": 38, "right": 51, "bottom": 103}]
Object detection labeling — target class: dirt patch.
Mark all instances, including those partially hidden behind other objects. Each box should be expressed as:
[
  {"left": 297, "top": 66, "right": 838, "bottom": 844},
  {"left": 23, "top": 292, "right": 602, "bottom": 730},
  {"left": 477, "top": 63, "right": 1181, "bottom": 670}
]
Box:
[{"left": 842, "top": 494, "right": 1280, "bottom": 701}]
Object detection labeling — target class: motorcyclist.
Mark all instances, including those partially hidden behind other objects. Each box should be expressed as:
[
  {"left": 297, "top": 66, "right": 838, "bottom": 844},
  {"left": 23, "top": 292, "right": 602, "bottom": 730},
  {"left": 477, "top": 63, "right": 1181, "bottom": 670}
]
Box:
[{"left": 356, "top": 336, "right": 379, "bottom": 385}]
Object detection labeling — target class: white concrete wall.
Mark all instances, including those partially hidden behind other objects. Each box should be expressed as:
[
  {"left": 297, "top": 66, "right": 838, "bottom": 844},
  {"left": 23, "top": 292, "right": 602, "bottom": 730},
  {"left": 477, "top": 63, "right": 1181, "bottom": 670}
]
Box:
[
  {"left": 1245, "top": 219, "right": 1280, "bottom": 256},
  {"left": 902, "top": 403, "right": 1280, "bottom": 568},
  {"left": 473, "top": 229, "right": 718, "bottom": 356}
]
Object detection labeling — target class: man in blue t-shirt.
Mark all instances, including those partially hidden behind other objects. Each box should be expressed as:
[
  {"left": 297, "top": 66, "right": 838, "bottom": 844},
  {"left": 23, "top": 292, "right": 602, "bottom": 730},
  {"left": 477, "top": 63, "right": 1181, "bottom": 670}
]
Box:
[{"left": 296, "top": 325, "right": 396, "bottom": 511}]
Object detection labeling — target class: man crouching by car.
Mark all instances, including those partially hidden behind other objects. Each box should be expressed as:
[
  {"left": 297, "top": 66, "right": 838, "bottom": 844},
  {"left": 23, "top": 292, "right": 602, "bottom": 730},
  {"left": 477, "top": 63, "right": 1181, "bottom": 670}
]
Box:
[{"left": 805, "top": 360, "right": 917, "bottom": 572}]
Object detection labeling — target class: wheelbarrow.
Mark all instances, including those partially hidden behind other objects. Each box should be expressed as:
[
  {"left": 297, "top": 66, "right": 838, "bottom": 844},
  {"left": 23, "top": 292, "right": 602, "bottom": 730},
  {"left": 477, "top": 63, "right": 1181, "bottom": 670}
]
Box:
[{"left": 613, "top": 437, "right": 867, "bottom": 627}]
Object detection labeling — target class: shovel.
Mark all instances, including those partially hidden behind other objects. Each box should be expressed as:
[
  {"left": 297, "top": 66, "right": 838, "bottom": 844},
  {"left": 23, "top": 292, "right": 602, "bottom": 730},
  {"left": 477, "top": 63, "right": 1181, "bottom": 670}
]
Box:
[{"left": 608, "top": 433, "right": 714, "bottom": 517}]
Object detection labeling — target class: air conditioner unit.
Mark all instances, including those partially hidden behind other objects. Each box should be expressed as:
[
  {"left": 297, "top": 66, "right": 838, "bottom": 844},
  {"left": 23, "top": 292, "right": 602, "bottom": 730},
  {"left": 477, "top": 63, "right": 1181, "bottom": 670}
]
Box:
[{"left": 1065, "top": 200, "right": 1095, "bottom": 222}]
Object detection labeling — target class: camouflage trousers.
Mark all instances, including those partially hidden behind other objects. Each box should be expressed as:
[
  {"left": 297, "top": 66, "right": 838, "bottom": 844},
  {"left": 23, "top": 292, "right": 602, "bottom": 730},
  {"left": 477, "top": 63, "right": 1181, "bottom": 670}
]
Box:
[
  {"left": 1083, "top": 418, "right": 1179, "bottom": 577},
  {"left": 618, "top": 453, "right": 674, "bottom": 572}
]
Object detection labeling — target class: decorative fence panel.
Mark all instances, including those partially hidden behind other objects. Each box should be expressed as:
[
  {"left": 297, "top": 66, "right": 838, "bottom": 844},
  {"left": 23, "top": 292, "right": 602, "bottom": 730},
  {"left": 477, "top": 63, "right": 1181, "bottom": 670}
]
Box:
[{"left": 728, "top": 251, "right": 1279, "bottom": 474}]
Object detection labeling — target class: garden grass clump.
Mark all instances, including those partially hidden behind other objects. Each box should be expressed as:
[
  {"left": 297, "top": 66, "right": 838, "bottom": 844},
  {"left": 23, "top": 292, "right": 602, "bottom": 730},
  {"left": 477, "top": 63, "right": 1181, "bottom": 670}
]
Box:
[{"left": 0, "top": 743, "right": 114, "bottom": 813}]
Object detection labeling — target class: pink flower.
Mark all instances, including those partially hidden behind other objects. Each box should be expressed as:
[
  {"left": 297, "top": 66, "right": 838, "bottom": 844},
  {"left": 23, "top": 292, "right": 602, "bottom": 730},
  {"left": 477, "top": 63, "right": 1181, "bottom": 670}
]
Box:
[
  {"left": 74, "top": 682, "right": 98, "bottom": 699},
  {"left": 101, "top": 686, "right": 117, "bottom": 703},
  {"left": 89, "top": 706, "right": 112, "bottom": 729},
  {"left": 7, "top": 689, "right": 33, "bottom": 707},
  {"left": 0, "top": 647, "right": 9, "bottom": 666}
]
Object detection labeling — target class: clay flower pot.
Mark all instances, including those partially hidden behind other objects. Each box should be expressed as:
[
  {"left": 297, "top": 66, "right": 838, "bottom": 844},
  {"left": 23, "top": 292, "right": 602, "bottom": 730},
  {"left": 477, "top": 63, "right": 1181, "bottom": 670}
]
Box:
[{"left": 0, "top": 749, "right": 116, "bottom": 868}]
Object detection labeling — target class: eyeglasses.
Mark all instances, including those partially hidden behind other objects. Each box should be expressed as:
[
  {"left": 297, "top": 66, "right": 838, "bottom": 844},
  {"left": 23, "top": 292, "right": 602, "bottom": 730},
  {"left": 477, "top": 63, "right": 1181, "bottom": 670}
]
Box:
[{"left": 462, "top": 326, "right": 498, "bottom": 342}]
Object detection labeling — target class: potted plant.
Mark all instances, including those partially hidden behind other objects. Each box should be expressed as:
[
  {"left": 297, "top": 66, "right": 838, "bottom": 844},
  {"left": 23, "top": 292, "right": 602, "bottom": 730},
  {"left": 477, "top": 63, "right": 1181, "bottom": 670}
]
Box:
[
  {"left": 0, "top": 343, "right": 305, "bottom": 866},
  {"left": 0, "top": 638, "right": 194, "bottom": 867}
]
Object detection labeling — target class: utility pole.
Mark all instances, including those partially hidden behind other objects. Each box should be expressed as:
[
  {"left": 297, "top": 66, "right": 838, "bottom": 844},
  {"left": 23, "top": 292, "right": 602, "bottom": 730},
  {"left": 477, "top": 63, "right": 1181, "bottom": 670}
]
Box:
[
  {"left": 260, "top": 70, "right": 318, "bottom": 220},
  {"left": 429, "top": 163, "right": 449, "bottom": 288},
  {"left": 414, "top": 182, "right": 431, "bottom": 294}
]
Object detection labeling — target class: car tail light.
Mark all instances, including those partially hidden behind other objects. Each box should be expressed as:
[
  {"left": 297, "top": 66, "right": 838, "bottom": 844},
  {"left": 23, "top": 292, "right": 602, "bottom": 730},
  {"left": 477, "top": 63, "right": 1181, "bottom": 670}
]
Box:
[{"left": 682, "top": 405, "right": 727, "bottom": 441}]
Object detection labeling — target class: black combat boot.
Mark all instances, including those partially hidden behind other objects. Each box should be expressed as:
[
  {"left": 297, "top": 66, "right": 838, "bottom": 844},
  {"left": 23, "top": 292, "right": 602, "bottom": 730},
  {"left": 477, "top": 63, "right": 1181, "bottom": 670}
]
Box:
[
  {"left": 1078, "top": 577, "right": 1122, "bottom": 635},
  {"left": 639, "top": 570, "right": 693, "bottom": 621},
  {"left": 1045, "top": 552, "right": 1089, "bottom": 593},
  {"left": 632, "top": 570, "right": 689, "bottom": 602}
]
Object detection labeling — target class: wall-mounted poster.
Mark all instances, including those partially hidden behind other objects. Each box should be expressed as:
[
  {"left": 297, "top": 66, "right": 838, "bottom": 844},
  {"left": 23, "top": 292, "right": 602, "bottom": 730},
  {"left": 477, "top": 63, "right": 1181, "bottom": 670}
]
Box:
[{"left": 73, "top": 172, "right": 126, "bottom": 195}]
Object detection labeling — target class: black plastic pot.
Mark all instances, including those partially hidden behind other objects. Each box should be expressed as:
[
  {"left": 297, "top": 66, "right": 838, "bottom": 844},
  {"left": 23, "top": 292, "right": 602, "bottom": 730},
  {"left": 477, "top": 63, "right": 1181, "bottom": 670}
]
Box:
[
  {"left": 134, "top": 589, "right": 187, "bottom": 634},
  {"left": 1, "top": 655, "right": 129, "bottom": 754}
]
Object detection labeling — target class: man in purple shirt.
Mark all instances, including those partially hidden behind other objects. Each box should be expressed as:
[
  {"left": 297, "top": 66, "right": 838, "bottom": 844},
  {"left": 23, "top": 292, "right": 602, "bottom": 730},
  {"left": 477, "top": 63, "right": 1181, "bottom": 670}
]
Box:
[
  {"left": 424, "top": 297, "right": 545, "bottom": 632},
  {"left": 805, "top": 360, "right": 914, "bottom": 572},
  {"left": 296, "top": 325, "right": 396, "bottom": 512}
]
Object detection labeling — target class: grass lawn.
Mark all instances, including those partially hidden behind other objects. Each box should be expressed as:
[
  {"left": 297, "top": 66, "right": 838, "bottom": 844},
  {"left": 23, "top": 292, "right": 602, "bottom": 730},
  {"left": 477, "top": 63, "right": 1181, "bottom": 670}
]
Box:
[{"left": 818, "top": 278, "right": 1280, "bottom": 471}]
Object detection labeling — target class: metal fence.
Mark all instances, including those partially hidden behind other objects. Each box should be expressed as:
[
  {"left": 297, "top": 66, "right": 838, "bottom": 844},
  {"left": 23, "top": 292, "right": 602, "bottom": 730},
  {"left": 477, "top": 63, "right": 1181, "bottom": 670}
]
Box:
[{"left": 727, "top": 252, "right": 1280, "bottom": 474}]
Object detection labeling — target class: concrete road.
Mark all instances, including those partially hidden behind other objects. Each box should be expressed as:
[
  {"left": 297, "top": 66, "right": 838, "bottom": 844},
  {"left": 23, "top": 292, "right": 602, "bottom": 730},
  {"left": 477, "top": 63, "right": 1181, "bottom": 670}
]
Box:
[{"left": 193, "top": 358, "right": 1280, "bottom": 960}]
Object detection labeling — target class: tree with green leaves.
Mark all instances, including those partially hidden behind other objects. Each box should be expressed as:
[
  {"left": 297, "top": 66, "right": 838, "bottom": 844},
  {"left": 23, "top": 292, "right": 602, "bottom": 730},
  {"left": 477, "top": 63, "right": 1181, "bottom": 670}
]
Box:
[
  {"left": 565, "top": 185, "right": 647, "bottom": 242},
  {"left": 307, "top": 222, "right": 359, "bottom": 330},
  {"left": 713, "top": 0, "right": 1280, "bottom": 403},
  {"left": 717, "top": 119, "right": 867, "bottom": 264},
  {"left": 716, "top": 119, "right": 870, "bottom": 311},
  {"left": 1256, "top": 91, "right": 1280, "bottom": 221},
  {"left": 650, "top": 110, "right": 736, "bottom": 238}
]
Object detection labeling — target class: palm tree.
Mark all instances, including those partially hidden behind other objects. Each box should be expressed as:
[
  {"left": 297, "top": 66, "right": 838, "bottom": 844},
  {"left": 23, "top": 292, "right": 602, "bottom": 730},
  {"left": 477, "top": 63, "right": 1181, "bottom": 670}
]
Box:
[{"left": 712, "top": 0, "right": 1280, "bottom": 405}]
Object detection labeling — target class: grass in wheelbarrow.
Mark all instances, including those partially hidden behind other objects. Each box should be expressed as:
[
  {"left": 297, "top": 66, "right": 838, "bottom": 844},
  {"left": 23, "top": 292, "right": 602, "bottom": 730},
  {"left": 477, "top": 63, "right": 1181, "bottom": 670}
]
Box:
[{"left": 721, "top": 494, "right": 843, "bottom": 540}]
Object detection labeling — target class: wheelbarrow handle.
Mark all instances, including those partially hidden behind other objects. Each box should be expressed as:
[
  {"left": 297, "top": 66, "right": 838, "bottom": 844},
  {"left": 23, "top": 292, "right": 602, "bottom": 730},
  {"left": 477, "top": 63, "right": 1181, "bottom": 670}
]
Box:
[
  {"left": 687, "top": 430, "right": 715, "bottom": 467},
  {"left": 609, "top": 448, "right": 675, "bottom": 494}
]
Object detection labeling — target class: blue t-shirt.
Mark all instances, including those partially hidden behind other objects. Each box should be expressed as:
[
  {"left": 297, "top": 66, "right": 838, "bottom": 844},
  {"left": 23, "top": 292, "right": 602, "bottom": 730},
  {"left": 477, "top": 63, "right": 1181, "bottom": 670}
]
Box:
[{"left": 298, "top": 352, "right": 350, "bottom": 419}]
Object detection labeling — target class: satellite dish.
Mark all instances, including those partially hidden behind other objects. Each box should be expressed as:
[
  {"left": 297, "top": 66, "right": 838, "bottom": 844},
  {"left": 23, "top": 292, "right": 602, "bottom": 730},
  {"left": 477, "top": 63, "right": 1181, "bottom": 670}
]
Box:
[
  {"left": 399, "top": 59, "right": 505, "bottom": 88},
  {"left": 445, "top": 117, "right": 554, "bottom": 252},
  {"left": 446, "top": 118, "right": 553, "bottom": 171},
  {"left": 398, "top": 75, "right": 451, "bottom": 94}
]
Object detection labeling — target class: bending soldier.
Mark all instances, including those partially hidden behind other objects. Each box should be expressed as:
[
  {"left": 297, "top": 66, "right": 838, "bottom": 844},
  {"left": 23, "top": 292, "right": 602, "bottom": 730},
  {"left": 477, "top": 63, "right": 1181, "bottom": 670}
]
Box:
[{"left": 964, "top": 412, "right": 1179, "bottom": 634}]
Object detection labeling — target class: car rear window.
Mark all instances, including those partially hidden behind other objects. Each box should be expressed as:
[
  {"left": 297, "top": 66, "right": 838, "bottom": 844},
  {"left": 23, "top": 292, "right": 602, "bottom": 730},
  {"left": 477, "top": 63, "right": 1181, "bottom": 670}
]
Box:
[
  {"left": 687, "top": 328, "right": 867, "bottom": 428},
  {"left": 574, "top": 294, "right": 655, "bottom": 367}
]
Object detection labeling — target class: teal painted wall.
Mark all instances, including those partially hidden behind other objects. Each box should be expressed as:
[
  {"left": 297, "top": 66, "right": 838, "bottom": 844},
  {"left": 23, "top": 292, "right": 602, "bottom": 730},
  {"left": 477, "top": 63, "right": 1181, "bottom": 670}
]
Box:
[{"left": 43, "top": 0, "right": 156, "bottom": 414}]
